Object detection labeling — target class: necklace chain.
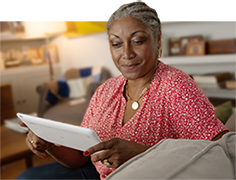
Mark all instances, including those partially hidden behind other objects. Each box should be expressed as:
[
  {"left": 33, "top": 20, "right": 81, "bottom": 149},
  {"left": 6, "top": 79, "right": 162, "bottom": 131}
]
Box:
[
  {"left": 126, "top": 66, "right": 157, "bottom": 110},
  {"left": 126, "top": 84, "right": 150, "bottom": 109}
]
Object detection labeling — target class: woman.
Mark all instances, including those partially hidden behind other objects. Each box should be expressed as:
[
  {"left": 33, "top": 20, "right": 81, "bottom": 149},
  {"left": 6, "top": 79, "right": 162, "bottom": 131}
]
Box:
[{"left": 17, "top": 2, "right": 228, "bottom": 180}]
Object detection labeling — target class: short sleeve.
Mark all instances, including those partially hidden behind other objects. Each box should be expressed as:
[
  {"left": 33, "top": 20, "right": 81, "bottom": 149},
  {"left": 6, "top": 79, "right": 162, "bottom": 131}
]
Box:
[{"left": 169, "top": 73, "right": 228, "bottom": 140}]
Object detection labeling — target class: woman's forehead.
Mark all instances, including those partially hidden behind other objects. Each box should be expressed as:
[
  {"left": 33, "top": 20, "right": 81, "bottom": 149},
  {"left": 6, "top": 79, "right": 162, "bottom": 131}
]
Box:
[{"left": 108, "top": 16, "right": 150, "bottom": 36}]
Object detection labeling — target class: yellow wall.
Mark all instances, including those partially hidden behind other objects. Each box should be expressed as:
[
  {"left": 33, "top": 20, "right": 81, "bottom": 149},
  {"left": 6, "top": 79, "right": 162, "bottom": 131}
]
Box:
[{"left": 66, "top": 0, "right": 109, "bottom": 36}]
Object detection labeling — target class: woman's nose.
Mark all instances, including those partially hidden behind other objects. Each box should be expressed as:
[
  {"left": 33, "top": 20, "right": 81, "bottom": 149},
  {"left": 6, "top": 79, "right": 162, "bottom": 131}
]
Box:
[{"left": 122, "top": 44, "right": 135, "bottom": 60}]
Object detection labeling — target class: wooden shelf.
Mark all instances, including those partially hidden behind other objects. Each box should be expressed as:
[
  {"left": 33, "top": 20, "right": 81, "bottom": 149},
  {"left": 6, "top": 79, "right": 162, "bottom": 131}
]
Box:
[
  {"left": 1, "top": 63, "right": 61, "bottom": 77},
  {"left": 161, "top": 54, "right": 236, "bottom": 65},
  {"left": 160, "top": 54, "right": 236, "bottom": 75}
]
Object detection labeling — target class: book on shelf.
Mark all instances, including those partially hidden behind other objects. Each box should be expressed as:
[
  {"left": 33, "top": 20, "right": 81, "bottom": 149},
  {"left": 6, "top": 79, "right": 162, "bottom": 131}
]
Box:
[
  {"left": 226, "top": 80, "right": 236, "bottom": 89},
  {"left": 4, "top": 117, "right": 29, "bottom": 133},
  {"left": 191, "top": 72, "right": 232, "bottom": 84}
]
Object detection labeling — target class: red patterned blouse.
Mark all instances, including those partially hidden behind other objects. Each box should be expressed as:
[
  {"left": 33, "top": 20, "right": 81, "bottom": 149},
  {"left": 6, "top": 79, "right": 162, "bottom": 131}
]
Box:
[{"left": 81, "top": 61, "right": 227, "bottom": 180}]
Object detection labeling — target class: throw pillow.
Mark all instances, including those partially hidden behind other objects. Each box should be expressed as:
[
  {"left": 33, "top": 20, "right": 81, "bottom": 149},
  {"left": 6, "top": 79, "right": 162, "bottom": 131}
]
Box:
[{"left": 215, "top": 101, "right": 233, "bottom": 124}]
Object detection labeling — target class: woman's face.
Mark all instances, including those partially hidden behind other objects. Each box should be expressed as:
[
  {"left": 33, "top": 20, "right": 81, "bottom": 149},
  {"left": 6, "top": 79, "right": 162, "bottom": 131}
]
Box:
[{"left": 108, "top": 16, "right": 159, "bottom": 80}]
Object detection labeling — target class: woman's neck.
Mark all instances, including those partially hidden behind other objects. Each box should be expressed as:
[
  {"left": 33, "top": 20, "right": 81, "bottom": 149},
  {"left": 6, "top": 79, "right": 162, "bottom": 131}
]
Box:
[{"left": 126, "top": 63, "right": 158, "bottom": 99}]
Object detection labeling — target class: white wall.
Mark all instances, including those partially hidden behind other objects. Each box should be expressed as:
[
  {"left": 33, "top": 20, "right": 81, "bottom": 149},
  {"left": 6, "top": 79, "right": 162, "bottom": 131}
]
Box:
[{"left": 51, "top": 33, "right": 121, "bottom": 77}]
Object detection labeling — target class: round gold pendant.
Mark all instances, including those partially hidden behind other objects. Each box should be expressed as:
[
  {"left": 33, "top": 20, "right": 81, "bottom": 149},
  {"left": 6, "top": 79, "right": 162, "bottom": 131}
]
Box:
[{"left": 132, "top": 101, "right": 139, "bottom": 110}]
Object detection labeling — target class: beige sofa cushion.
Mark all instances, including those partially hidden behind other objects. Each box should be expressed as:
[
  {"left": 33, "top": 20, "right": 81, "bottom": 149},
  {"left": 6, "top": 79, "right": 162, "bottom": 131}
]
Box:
[{"left": 106, "top": 132, "right": 235, "bottom": 180}]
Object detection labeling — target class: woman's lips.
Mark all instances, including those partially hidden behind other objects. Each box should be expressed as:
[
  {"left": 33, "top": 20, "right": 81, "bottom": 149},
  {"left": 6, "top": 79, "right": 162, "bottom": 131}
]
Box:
[{"left": 122, "top": 64, "right": 138, "bottom": 70}]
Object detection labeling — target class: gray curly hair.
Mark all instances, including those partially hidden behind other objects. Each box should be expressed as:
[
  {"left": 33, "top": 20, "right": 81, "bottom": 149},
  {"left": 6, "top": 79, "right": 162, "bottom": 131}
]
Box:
[{"left": 107, "top": 2, "right": 161, "bottom": 40}]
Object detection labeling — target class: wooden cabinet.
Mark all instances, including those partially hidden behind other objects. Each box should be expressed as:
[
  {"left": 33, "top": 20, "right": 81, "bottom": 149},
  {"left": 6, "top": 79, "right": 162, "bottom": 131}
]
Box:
[
  {"left": 0, "top": 84, "right": 15, "bottom": 123},
  {"left": 1, "top": 64, "right": 61, "bottom": 114}
]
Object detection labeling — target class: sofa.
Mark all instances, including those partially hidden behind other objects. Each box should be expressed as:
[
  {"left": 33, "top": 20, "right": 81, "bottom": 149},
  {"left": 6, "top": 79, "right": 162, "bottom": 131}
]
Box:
[
  {"left": 36, "top": 66, "right": 111, "bottom": 125},
  {"left": 106, "top": 102, "right": 236, "bottom": 179},
  {"left": 106, "top": 132, "right": 236, "bottom": 179}
]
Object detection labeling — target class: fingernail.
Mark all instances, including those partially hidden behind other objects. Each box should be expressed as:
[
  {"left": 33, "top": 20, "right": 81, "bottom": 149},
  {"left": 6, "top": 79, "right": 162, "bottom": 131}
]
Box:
[
  {"left": 42, "top": 155, "right": 46, "bottom": 158},
  {"left": 83, "top": 151, "right": 89, "bottom": 156}
]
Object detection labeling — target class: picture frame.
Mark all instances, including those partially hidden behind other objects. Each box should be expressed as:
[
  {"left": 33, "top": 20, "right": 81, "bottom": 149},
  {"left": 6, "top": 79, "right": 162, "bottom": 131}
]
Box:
[
  {"left": 186, "top": 41, "right": 206, "bottom": 56},
  {"left": 180, "top": 35, "right": 203, "bottom": 55},
  {"left": 168, "top": 38, "right": 181, "bottom": 56},
  {"left": 40, "top": 45, "right": 58, "bottom": 63},
  {"left": 0, "top": 22, "right": 13, "bottom": 34},
  {"left": 11, "top": 21, "right": 25, "bottom": 33},
  {"left": 28, "top": 48, "right": 44, "bottom": 65}
]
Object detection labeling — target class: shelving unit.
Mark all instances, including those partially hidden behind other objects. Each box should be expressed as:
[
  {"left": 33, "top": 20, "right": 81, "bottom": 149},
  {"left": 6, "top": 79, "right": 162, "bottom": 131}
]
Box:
[
  {"left": 162, "top": 54, "right": 235, "bottom": 65},
  {"left": 161, "top": 54, "right": 236, "bottom": 75},
  {"left": 1, "top": 32, "right": 62, "bottom": 114},
  {"left": 161, "top": 54, "right": 236, "bottom": 99}
]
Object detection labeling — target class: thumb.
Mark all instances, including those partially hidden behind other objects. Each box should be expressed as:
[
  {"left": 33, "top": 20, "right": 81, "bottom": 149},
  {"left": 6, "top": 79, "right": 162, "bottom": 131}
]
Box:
[{"left": 18, "top": 121, "right": 27, "bottom": 127}]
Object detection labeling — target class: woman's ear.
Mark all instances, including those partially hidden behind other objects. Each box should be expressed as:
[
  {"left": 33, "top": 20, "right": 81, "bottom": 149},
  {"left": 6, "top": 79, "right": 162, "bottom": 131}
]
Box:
[
  {"left": 156, "top": 30, "right": 162, "bottom": 59},
  {"left": 157, "top": 30, "right": 162, "bottom": 50}
]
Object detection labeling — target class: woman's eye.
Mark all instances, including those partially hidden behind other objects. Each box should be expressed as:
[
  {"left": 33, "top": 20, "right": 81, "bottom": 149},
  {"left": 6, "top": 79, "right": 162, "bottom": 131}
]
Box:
[
  {"left": 112, "top": 43, "right": 119, "bottom": 47},
  {"left": 112, "top": 42, "right": 121, "bottom": 48},
  {"left": 133, "top": 40, "right": 145, "bottom": 45}
]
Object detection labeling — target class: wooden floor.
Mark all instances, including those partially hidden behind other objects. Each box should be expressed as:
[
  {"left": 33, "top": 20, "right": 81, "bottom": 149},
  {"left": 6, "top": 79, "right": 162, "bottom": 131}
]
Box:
[{"left": 0, "top": 154, "right": 55, "bottom": 179}]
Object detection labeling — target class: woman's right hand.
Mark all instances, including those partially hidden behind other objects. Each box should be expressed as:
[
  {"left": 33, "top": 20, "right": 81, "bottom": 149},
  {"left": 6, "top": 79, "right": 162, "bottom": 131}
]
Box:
[{"left": 26, "top": 130, "right": 50, "bottom": 158}]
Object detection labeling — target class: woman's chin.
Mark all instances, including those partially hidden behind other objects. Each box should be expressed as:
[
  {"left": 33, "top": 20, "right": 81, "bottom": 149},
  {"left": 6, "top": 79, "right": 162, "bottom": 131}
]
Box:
[
  {"left": 120, "top": 66, "right": 139, "bottom": 78},
  {"left": 122, "top": 72, "right": 139, "bottom": 80}
]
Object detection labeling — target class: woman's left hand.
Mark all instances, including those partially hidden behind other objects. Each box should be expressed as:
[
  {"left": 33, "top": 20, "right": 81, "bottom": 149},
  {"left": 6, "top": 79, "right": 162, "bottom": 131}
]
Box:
[{"left": 83, "top": 138, "right": 149, "bottom": 168}]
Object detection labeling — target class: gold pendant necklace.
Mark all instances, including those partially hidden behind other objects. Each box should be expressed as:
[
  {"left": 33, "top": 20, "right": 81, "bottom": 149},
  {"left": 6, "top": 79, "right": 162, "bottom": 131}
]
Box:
[
  {"left": 126, "top": 86, "right": 149, "bottom": 110},
  {"left": 126, "top": 65, "right": 158, "bottom": 110}
]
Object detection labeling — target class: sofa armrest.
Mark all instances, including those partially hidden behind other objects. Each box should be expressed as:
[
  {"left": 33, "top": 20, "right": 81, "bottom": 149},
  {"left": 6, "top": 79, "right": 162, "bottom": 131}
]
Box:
[
  {"left": 101, "top": 67, "right": 112, "bottom": 81},
  {"left": 85, "top": 81, "right": 105, "bottom": 108},
  {"left": 36, "top": 83, "right": 52, "bottom": 117},
  {"left": 225, "top": 108, "right": 236, "bottom": 132}
]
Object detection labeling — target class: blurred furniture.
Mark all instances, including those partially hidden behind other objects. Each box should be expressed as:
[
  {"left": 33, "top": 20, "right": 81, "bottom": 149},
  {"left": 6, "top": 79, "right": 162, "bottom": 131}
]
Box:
[
  {"left": 0, "top": 85, "right": 32, "bottom": 166},
  {"left": 36, "top": 66, "right": 111, "bottom": 125},
  {"left": 0, "top": 125, "right": 33, "bottom": 168},
  {"left": 0, "top": 84, "right": 15, "bottom": 124}
]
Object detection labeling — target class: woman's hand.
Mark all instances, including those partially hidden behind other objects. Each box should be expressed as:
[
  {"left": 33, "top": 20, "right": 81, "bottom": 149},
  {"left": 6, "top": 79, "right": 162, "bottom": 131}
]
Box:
[
  {"left": 26, "top": 130, "right": 52, "bottom": 158},
  {"left": 83, "top": 138, "right": 150, "bottom": 168},
  {"left": 19, "top": 121, "right": 52, "bottom": 158},
  {"left": 18, "top": 121, "right": 27, "bottom": 127}
]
